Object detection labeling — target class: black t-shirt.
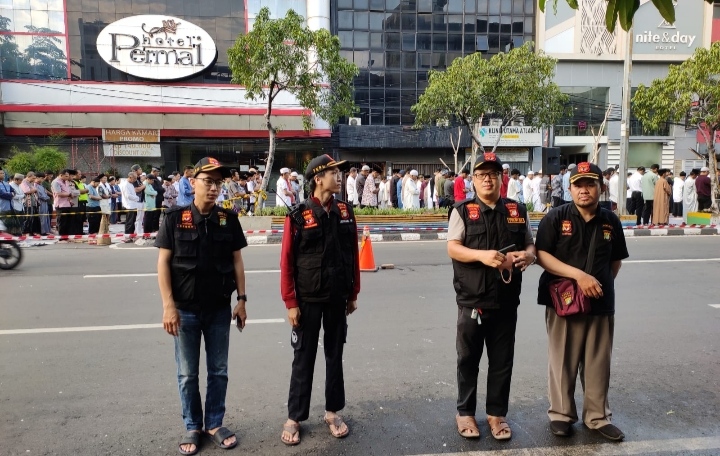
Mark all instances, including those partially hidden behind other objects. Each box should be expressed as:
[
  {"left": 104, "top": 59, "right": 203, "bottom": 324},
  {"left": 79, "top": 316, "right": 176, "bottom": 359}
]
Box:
[
  {"left": 535, "top": 203, "right": 629, "bottom": 315},
  {"left": 155, "top": 203, "right": 248, "bottom": 311},
  {"left": 132, "top": 179, "right": 145, "bottom": 203}
]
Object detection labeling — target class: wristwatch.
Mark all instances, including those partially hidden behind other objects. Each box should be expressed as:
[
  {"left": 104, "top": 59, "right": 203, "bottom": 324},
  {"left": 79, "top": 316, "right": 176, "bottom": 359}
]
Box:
[
  {"left": 236, "top": 294, "right": 248, "bottom": 302},
  {"left": 528, "top": 253, "right": 537, "bottom": 266}
]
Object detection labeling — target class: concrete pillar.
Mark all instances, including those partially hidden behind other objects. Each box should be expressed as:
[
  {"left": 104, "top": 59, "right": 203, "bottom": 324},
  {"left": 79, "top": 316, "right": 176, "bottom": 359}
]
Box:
[{"left": 306, "top": 0, "right": 330, "bottom": 32}]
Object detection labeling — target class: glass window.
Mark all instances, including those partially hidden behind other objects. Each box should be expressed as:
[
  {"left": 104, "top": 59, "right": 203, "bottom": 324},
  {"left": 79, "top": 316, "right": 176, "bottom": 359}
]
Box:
[
  {"left": 386, "top": 32, "right": 401, "bottom": 49},
  {"left": 417, "top": 33, "right": 431, "bottom": 50},
  {"left": 370, "top": 51, "right": 384, "bottom": 68},
  {"left": 369, "top": 12, "right": 385, "bottom": 30},
  {"left": 417, "top": 13, "right": 431, "bottom": 31},
  {"left": 13, "top": 0, "right": 30, "bottom": 9},
  {"left": 447, "top": 0, "right": 463, "bottom": 13},
  {"left": 513, "top": 0, "right": 524, "bottom": 13},
  {"left": 489, "top": 16, "right": 500, "bottom": 33},
  {"left": 478, "top": 0, "right": 488, "bottom": 14},
  {"left": 30, "top": 8, "right": 47, "bottom": 29},
  {"left": 464, "top": 15, "right": 476, "bottom": 33},
  {"left": 386, "top": 0, "right": 400, "bottom": 9},
  {"left": 448, "top": 34, "right": 462, "bottom": 51},
  {"left": 476, "top": 35, "right": 489, "bottom": 52},
  {"left": 385, "top": 71, "right": 400, "bottom": 87},
  {"left": 370, "top": 73, "right": 384, "bottom": 87},
  {"left": 432, "top": 14, "right": 446, "bottom": 32},
  {"left": 338, "top": 11, "right": 353, "bottom": 29},
  {"left": 448, "top": 14, "right": 462, "bottom": 32},
  {"left": 524, "top": 17, "right": 533, "bottom": 33},
  {"left": 48, "top": 10, "right": 63, "bottom": 32},
  {"left": 501, "top": 0, "right": 511, "bottom": 14},
  {"left": 500, "top": 16, "right": 511, "bottom": 33},
  {"left": 465, "top": 0, "right": 476, "bottom": 13},
  {"left": 525, "top": 0, "right": 534, "bottom": 13},
  {"left": 386, "top": 51, "right": 401, "bottom": 68},
  {"left": 354, "top": 50, "right": 370, "bottom": 67},
  {"left": 369, "top": 0, "right": 384, "bottom": 10},
  {"left": 402, "top": 52, "right": 416, "bottom": 70},
  {"left": 370, "top": 32, "right": 383, "bottom": 48},
  {"left": 402, "top": 33, "right": 415, "bottom": 50},
  {"left": 369, "top": 88, "right": 385, "bottom": 103},
  {"left": 418, "top": 0, "right": 432, "bottom": 12},
  {"left": 338, "top": 0, "right": 353, "bottom": 8},
  {"left": 354, "top": 11, "right": 368, "bottom": 29},
  {"left": 477, "top": 18, "right": 488, "bottom": 33},
  {"left": 418, "top": 52, "right": 432, "bottom": 69},
  {"left": 432, "top": 34, "right": 446, "bottom": 51},
  {"left": 354, "top": 31, "right": 369, "bottom": 48},
  {"left": 464, "top": 34, "right": 476, "bottom": 53},
  {"left": 489, "top": 1, "right": 500, "bottom": 14},
  {"left": 401, "top": 13, "right": 416, "bottom": 30},
  {"left": 488, "top": 34, "right": 499, "bottom": 53},
  {"left": 512, "top": 20, "right": 523, "bottom": 34},
  {"left": 355, "top": 0, "right": 368, "bottom": 9},
  {"left": 339, "top": 31, "right": 353, "bottom": 48},
  {"left": 386, "top": 13, "right": 400, "bottom": 31},
  {"left": 14, "top": 9, "right": 31, "bottom": 31}
]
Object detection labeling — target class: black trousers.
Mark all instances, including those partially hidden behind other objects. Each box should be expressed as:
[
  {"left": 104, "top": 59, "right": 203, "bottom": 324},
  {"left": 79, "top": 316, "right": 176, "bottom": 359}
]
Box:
[
  {"left": 57, "top": 207, "right": 72, "bottom": 236},
  {"left": 642, "top": 199, "right": 654, "bottom": 225},
  {"left": 552, "top": 196, "right": 564, "bottom": 208},
  {"left": 86, "top": 206, "right": 101, "bottom": 234},
  {"left": 124, "top": 209, "right": 136, "bottom": 234},
  {"left": 288, "top": 300, "right": 347, "bottom": 422},
  {"left": 629, "top": 191, "right": 644, "bottom": 225},
  {"left": 673, "top": 201, "right": 683, "bottom": 217},
  {"left": 143, "top": 209, "right": 160, "bottom": 233},
  {"left": 71, "top": 201, "right": 86, "bottom": 235},
  {"left": 456, "top": 306, "right": 518, "bottom": 417},
  {"left": 698, "top": 195, "right": 712, "bottom": 211}
]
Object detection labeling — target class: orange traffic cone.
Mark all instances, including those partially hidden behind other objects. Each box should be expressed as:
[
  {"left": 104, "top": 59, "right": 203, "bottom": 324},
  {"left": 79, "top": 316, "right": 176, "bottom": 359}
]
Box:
[{"left": 359, "top": 225, "right": 379, "bottom": 272}]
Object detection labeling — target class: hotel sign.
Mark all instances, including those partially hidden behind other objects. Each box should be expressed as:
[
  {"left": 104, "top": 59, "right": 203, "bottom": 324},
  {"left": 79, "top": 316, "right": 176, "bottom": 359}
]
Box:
[
  {"left": 632, "top": 0, "right": 704, "bottom": 55},
  {"left": 103, "top": 129, "right": 161, "bottom": 157},
  {"left": 478, "top": 126, "right": 542, "bottom": 147},
  {"left": 96, "top": 15, "right": 217, "bottom": 80}
]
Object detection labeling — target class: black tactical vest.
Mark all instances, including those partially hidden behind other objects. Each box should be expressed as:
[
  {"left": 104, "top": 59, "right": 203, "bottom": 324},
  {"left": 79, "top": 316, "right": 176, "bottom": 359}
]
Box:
[
  {"left": 451, "top": 198, "right": 529, "bottom": 309},
  {"left": 169, "top": 205, "right": 237, "bottom": 306},
  {"left": 293, "top": 198, "right": 356, "bottom": 303}
]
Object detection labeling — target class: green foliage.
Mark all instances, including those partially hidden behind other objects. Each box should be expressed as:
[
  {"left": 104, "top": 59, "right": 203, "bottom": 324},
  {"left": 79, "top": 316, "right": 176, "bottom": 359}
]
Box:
[
  {"left": 31, "top": 146, "right": 68, "bottom": 174},
  {"left": 412, "top": 42, "right": 567, "bottom": 151},
  {"left": 633, "top": 42, "right": 720, "bottom": 211},
  {"left": 5, "top": 151, "right": 36, "bottom": 175},
  {"left": 5, "top": 144, "right": 68, "bottom": 175},
  {"left": 540, "top": 0, "right": 713, "bottom": 33}
]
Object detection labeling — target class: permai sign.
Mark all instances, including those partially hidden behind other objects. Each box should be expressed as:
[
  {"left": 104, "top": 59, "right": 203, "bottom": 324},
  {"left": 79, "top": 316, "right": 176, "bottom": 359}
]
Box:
[{"left": 96, "top": 15, "right": 217, "bottom": 80}]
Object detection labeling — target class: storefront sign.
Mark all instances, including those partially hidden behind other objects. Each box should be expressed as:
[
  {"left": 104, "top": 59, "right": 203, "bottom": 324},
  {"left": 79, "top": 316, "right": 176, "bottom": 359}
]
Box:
[
  {"left": 103, "top": 129, "right": 161, "bottom": 157},
  {"left": 478, "top": 126, "right": 542, "bottom": 147},
  {"left": 96, "top": 15, "right": 217, "bottom": 80},
  {"left": 632, "top": 0, "right": 704, "bottom": 54}
]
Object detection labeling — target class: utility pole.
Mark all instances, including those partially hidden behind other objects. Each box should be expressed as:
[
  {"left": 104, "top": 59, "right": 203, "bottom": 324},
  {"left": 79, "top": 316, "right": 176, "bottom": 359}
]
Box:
[{"left": 616, "top": 26, "right": 633, "bottom": 216}]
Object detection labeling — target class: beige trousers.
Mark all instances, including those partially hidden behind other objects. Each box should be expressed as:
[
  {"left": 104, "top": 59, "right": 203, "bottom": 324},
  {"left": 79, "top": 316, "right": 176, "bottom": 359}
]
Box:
[{"left": 546, "top": 307, "right": 614, "bottom": 429}]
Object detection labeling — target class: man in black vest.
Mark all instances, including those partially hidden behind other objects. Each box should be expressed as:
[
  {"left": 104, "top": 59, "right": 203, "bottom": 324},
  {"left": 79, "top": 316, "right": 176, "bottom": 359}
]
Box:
[
  {"left": 156, "top": 157, "right": 248, "bottom": 455},
  {"left": 447, "top": 152, "right": 536, "bottom": 441},
  {"left": 279, "top": 154, "right": 361, "bottom": 446}
]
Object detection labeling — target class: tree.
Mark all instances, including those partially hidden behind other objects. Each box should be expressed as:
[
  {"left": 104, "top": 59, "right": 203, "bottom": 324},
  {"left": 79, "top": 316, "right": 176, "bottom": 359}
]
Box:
[
  {"left": 542, "top": 0, "right": 714, "bottom": 33},
  {"left": 633, "top": 42, "right": 720, "bottom": 213},
  {"left": 412, "top": 42, "right": 567, "bottom": 154},
  {"left": 5, "top": 151, "right": 36, "bottom": 175},
  {"left": 5, "top": 144, "right": 68, "bottom": 175},
  {"left": 227, "top": 7, "right": 358, "bottom": 197}
]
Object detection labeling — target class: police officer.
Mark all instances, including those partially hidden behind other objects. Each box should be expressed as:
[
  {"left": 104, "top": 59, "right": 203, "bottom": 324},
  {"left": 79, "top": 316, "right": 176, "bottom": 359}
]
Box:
[
  {"left": 447, "top": 152, "right": 536, "bottom": 441},
  {"left": 155, "top": 157, "right": 248, "bottom": 455},
  {"left": 279, "top": 154, "right": 361, "bottom": 446}
]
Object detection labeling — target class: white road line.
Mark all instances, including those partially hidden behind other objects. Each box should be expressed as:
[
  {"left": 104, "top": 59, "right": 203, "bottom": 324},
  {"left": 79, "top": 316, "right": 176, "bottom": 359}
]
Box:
[
  {"left": 624, "top": 258, "right": 720, "bottom": 264},
  {"left": 709, "top": 304, "right": 720, "bottom": 309},
  {"left": 0, "top": 319, "right": 285, "bottom": 335},
  {"left": 410, "top": 435, "right": 720, "bottom": 456},
  {"left": 83, "top": 270, "right": 280, "bottom": 278}
]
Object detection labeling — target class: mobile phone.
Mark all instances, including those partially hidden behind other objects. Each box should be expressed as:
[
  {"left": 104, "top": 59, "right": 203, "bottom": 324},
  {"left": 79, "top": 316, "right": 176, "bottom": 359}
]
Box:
[
  {"left": 235, "top": 318, "right": 243, "bottom": 333},
  {"left": 498, "top": 244, "right": 516, "bottom": 254}
]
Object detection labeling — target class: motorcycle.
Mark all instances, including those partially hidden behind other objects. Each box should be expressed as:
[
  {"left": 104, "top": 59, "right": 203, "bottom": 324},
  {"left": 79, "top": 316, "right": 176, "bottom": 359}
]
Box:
[{"left": 0, "top": 219, "right": 22, "bottom": 270}]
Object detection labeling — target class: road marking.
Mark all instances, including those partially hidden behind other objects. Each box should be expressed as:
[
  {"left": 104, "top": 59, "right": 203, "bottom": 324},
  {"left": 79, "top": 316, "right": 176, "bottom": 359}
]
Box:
[
  {"left": 0, "top": 319, "right": 285, "bottom": 335},
  {"left": 709, "top": 304, "right": 720, "bottom": 309},
  {"left": 410, "top": 435, "right": 720, "bottom": 456},
  {"left": 624, "top": 258, "right": 720, "bottom": 264},
  {"left": 83, "top": 270, "right": 280, "bottom": 278}
]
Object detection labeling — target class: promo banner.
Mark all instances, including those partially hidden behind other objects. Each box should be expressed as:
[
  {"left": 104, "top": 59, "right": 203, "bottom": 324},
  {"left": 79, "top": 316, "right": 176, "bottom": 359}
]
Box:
[{"left": 103, "top": 129, "right": 161, "bottom": 157}]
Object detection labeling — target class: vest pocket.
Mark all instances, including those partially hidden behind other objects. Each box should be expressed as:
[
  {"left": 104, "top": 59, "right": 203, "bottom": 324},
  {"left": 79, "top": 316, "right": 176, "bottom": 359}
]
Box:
[
  {"left": 171, "top": 263, "right": 197, "bottom": 301},
  {"left": 296, "top": 255, "right": 323, "bottom": 294},
  {"left": 214, "top": 262, "right": 237, "bottom": 298},
  {"left": 175, "top": 231, "right": 198, "bottom": 259}
]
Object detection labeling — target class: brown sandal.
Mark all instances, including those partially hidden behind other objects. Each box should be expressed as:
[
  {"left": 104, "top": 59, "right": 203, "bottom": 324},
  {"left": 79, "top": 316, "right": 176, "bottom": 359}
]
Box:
[
  {"left": 324, "top": 414, "right": 349, "bottom": 438},
  {"left": 281, "top": 422, "right": 301, "bottom": 446},
  {"left": 487, "top": 415, "right": 512, "bottom": 440},
  {"left": 456, "top": 414, "right": 481, "bottom": 439}
]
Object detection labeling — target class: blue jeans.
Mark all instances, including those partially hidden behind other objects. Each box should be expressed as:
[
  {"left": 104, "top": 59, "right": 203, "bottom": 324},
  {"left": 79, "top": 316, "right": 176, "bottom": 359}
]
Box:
[{"left": 174, "top": 306, "right": 231, "bottom": 431}]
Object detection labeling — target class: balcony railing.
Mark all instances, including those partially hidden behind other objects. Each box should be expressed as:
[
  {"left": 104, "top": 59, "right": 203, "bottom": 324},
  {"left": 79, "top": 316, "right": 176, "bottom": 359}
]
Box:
[
  {"left": 553, "top": 120, "right": 670, "bottom": 137},
  {"left": 629, "top": 120, "right": 670, "bottom": 137}
]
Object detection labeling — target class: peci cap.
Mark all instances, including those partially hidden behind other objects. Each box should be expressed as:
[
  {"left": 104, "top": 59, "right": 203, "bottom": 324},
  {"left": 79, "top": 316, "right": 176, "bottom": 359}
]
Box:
[
  {"left": 280, "top": 167, "right": 290, "bottom": 174},
  {"left": 361, "top": 165, "right": 371, "bottom": 171},
  {"left": 502, "top": 163, "right": 510, "bottom": 170},
  {"left": 568, "top": 163, "right": 577, "bottom": 170},
  {"left": 304, "top": 154, "right": 349, "bottom": 180},
  {"left": 569, "top": 162, "right": 603, "bottom": 184},
  {"left": 701, "top": 166, "right": 710, "bottom": 172},
  {"left": 473, "top": 151, "right": 504, "bottom": 173},
  {"left": 410, "top": 170, "right": 419, "bottom": 176},
  {"left": 290, "top": 171, "right": 299, "bottom": 177},
  {"left": 193, "top": 157, "right": 232, "bottom": 178}
]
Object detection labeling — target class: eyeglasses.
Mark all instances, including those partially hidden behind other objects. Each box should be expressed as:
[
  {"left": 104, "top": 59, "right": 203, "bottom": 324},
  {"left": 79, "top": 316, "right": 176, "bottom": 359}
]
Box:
[
  {"left": 473, "top": 172, "right": 500, "bottom": 181},
  {"left": 196, "top": 177, "right": 224, "bottom": 188}
]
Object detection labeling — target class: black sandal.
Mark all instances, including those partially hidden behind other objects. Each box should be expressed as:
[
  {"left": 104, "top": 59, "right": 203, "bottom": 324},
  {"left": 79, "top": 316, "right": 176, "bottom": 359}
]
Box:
[
  {"left": 207, "top": 427, "right": 237, "bottom": 450},
  {"left": 178, "top": 431, "right": 201, "bottom": 455}
]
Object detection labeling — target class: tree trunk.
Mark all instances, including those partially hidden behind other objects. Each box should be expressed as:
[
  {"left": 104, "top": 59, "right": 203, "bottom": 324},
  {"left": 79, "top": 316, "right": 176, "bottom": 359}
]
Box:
[
  {"left": 258, "top": 118, "right": 276, "bottom": 209},
  {"left": 708, "top": 132, "right": 718, "bottom": 213}
]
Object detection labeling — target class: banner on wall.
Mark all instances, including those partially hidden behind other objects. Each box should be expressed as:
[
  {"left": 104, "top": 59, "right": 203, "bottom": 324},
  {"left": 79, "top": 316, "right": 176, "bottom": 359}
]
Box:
[{"left": 103, "top": 129, "right": 161, "bottom": 157}]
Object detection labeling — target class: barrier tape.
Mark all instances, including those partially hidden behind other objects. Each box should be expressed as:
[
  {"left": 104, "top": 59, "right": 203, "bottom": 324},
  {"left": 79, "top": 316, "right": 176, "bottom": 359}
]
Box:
[{"left": 0, "top": 232, "right": 158, "bottom": 241}]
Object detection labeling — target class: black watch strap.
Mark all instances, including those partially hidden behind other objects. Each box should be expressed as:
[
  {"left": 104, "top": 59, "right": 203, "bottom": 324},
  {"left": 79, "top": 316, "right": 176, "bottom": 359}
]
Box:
[{"left": 237, "top": 294, "right": 247, "bottom": 301}]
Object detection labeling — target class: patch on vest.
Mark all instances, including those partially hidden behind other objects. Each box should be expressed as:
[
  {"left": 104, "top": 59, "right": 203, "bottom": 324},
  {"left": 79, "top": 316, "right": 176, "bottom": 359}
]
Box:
[
  {"left": 219, "top": 211, "right": 227, "bottom": 226},
  {"left": 467, "top": 203, "right": 480, "bottom": 220},
  {"left": 603, "top": 229, "right": 612, "bottom": 241},
  {"left": 302, "top": 209, "right": 318, "bottom": 228},
  {"left": 561, "top": 220, "right": 572, "bottom": 236},
  {"left": 338, "top": 202, "right": 350, "bottom": 220},
  {"left": 178, "top": 209, "right": 195, "bottom": 229},
  {"left": 504, "top": 202, "right": 525, "bottom": 223}
]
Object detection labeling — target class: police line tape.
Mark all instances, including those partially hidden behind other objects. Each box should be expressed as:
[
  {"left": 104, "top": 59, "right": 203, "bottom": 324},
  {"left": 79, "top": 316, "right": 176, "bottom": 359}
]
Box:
[
  {"left": 3, "top": 207, "right": 168, "bottom": 217},
  {"left": 0, "top": 232, "right": 158, "bottom": 241}
]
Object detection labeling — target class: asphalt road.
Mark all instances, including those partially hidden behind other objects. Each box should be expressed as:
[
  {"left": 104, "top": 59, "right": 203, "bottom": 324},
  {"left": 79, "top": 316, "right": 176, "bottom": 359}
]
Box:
[{"left": 1, "top": 236, "right": 719, "bottom": 456}]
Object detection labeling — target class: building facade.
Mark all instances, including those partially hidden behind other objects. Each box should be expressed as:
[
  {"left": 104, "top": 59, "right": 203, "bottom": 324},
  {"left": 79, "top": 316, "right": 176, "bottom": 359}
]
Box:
[
  {"left": 539, "top": 0, "right": 713, "bottom": 173},
  {"left": 0, "top": 0, "right": 329, "bottom": 179}
]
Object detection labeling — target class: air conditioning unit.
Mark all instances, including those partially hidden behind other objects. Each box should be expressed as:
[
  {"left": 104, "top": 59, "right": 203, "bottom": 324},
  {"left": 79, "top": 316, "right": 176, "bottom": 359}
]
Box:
[
  {"left": 348, "top": 117, "right": 362, "bottom": 126},
  {"left": 490, "top": 118, "right": 503, "bottom": 126},
  {"left": 511, "top": 119, "right": 524, "bottom": 126},
  {"left": 436, "top": 119, "right": 450, "bottom": 127}
]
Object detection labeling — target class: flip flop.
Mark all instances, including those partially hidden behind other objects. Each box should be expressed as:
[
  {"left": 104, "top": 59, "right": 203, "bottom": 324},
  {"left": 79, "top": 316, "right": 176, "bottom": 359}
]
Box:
[
  {"left": 487, "top": 415, "right": 512, "bottom": 440},
  {"left": 178, "top": 431, "right": 201, "bottom": 455},
  {"left": 281, "top": 422, "right": 301, "bottom": 446},
  {"left": 456, "top": 414, "right": 481, "bottom": 439},
  {"left": 206, "top": 427, "right": 237, "bottom": 450},
  {"left": 324, "top": 414, "right": 350, "bottom": 438}
]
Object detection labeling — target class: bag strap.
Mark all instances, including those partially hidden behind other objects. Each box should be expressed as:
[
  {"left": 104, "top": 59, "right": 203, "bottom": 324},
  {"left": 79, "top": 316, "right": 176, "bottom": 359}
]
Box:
[{"left": 584, "top": 225, "right": 599, "bottom": 274}]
